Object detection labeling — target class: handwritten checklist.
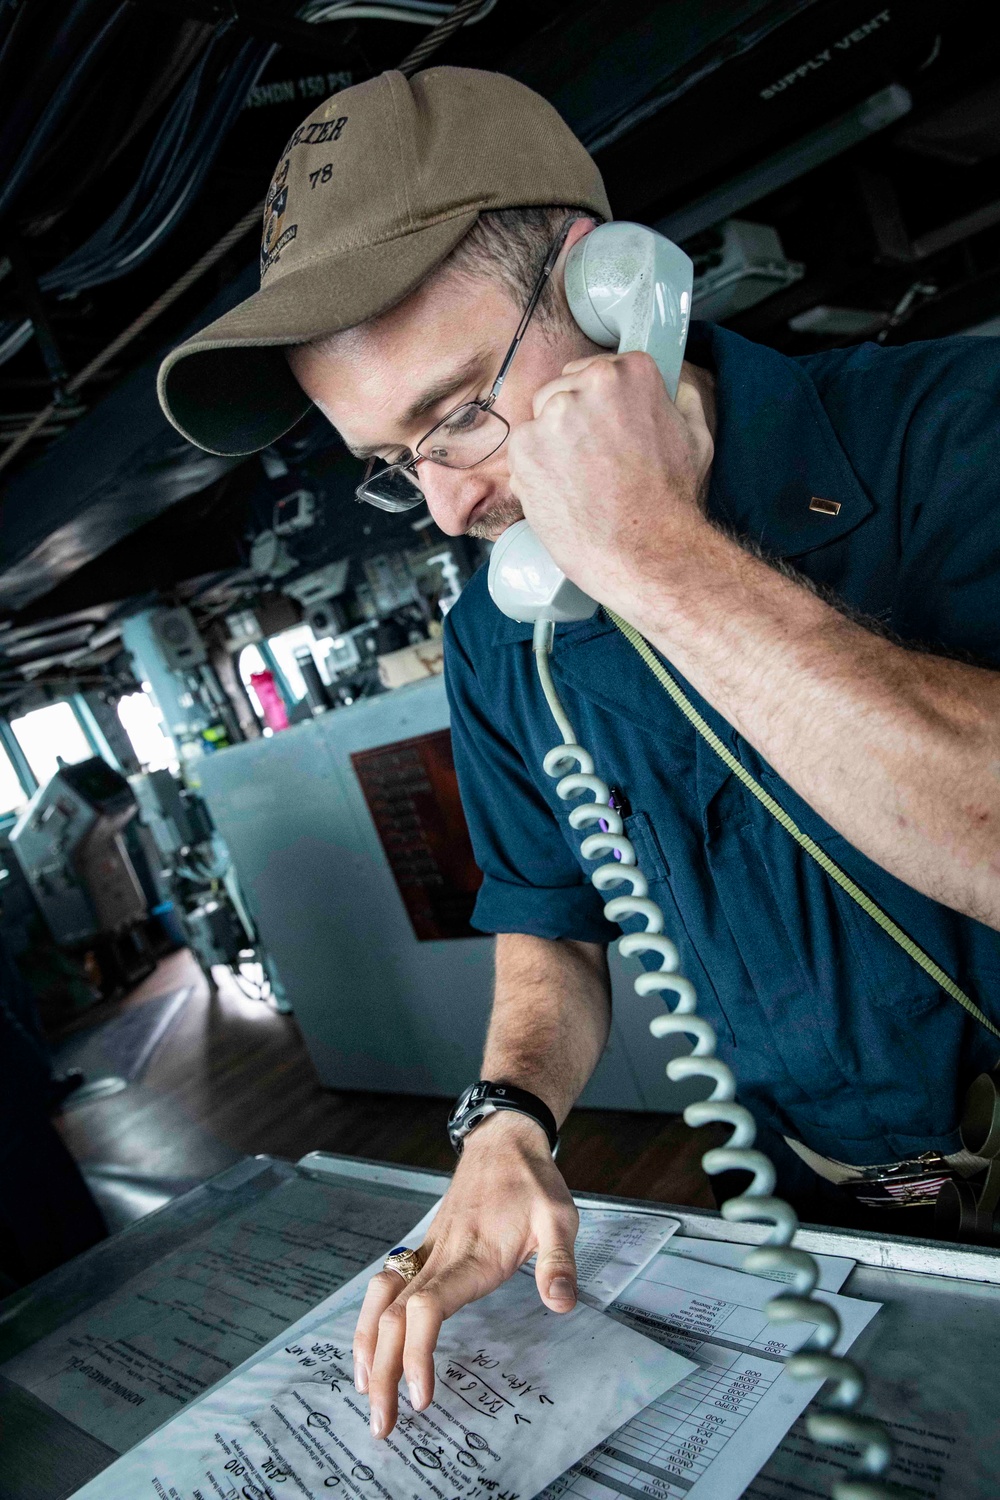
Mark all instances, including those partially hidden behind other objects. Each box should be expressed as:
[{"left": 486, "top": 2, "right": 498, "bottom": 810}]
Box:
[{"left": 76, "top": 1265, "right": 695, "bottom": 1500}]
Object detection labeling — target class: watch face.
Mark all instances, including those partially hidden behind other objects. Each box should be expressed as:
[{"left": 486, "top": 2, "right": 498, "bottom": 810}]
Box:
[
  {"left": 448, "top": 1082, "right": 500, "bottom": 1147},
  {"left": 448, "top": 1084, "right": 476, "bottom": 1127},
  {"left": 447, "top": 1081, "right": 557, "bottom": 1157}
]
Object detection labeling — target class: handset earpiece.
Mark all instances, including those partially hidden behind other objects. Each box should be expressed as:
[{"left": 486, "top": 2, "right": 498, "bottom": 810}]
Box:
[
  {"left": 563, "top": 221, "right": 693, "bottom": 399},
  {"left": 488, "top": 223, "right": 693, "bottom": 624}
]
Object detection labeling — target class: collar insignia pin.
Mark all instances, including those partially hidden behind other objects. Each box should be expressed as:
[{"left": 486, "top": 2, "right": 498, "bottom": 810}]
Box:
[{"left": 809, "top": 496, "right": 841, "bottom": 516}]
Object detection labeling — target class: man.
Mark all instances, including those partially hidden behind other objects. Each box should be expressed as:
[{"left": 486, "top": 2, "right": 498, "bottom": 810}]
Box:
[{"left": 158, "top": 67, "right": 1000, "bottom": 1440}]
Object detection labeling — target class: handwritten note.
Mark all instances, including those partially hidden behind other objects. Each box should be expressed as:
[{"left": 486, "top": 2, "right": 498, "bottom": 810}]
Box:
[
  {"left": 69, "top": 1265, "right": 695, "bottom": 1500},
  {"left": 574, "top": 1210, "right": 680, "bottom": 1307}
]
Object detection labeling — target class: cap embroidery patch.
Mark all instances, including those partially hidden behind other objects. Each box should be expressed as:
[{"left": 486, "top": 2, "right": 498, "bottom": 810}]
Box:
[{"left": 261, "top": 164, "right": 297, "bottom": 277}]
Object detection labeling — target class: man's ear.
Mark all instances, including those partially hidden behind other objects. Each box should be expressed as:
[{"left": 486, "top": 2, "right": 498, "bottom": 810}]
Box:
[
  {"left": 552, "top": 218, "right": 597, "bottom": 319},
  {"left": 559, "top": 216, "right": 596, "bottom": 262}
]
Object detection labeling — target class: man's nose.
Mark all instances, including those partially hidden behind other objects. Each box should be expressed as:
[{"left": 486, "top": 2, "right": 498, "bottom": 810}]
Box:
[{"left": 418, "top": 461, "right": 492, "bottom": 537}]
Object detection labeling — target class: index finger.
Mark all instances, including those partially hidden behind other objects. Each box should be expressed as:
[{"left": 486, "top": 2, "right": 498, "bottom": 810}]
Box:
[
  {"left": 560, "top": 353, "right": 617, "bottom": 376},
  {"left": 530, "top": 352, "right": 625, "bottom": 418},
  {"left": 400, "top": 1253, "right": 501, "bottom": 1412}
]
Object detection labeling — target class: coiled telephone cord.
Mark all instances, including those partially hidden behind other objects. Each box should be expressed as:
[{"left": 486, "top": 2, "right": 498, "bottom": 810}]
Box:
[{"left": 532, "top": 619, "right": 899, "bottom": 1500}]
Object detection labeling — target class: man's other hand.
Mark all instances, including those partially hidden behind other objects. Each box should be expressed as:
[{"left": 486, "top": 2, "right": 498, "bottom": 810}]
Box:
[
  {"left": 352, "top": 1111, "right": 579, "bottom": 1439},
  {"left": 507, "top": 351, "right": 715, "bottom": 610}
]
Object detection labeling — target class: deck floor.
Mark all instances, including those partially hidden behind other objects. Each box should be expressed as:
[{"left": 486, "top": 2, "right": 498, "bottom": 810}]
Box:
[{"left": 55, "top": 949, "right": 723, "bottom": 1212}]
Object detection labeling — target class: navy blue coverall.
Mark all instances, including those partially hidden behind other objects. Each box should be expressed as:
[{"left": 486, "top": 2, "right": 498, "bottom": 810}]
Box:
[{"left": 444, "top": 323, "right": 1000, "bottom": 1204}]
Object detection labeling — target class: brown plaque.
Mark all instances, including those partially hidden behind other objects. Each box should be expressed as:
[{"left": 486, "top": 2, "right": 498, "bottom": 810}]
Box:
[{"left": 351, "top": 728, "right": 485, "bottom": 942}]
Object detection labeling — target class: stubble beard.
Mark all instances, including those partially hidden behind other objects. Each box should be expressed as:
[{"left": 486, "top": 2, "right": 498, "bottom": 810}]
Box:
[{"left": 465, "top": 493, "right": 525, "bottom": 541}]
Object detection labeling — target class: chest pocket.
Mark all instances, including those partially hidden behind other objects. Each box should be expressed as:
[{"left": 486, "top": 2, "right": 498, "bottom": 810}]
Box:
[
  {"left": 621, "top": 807, "right": 737, "bottom": 1048},
  {"left": 624, "top": 809, "right": 669, "bottom": 881}
]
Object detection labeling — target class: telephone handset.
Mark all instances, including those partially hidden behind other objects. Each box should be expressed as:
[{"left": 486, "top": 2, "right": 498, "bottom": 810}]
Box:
[
  {"left": 483, "top": 221, "right": 898, "bottom": 1493},
  {"left": 487, "top": 221, "right": 694, "bottom": 624}
]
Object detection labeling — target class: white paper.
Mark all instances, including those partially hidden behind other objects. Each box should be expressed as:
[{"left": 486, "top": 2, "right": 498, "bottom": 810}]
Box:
[
  {"left": 664, "top": 1234, "right": 855, "bottom": 1293},
  {"left": 542, "top": 1246, "right": 880, "bottom": 1500},
  {"left": 574, "top": 1210, "right": 681, "bottom": 1307},
  {"left": 2, "top": 1175, "right": 433, "bottom": 1450},
  {"left": 73, "top": 1264, "right": 696, "bottom": 1500}
]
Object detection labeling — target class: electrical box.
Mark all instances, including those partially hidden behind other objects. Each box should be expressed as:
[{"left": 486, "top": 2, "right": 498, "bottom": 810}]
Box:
[
  {"left": 691, "top": 219, "right": 803, "bottom": 322},
  {"left": 150, "top": 606, "right": 207, "bottom": 672},
  {"left": 130, "top": 769, "right": 205, "bottom": 858},
  {"left": 306, "top": 597, "right": 349, "bottom": 640},
  {"left": 284, "top": 558, "right": 350, "bottom": 609},
  {"left": 322, "top": 632, "right": 362, "bottom": 677},
  {"left": 250, "top": 530, "right": 297, "bottom": 580},
  {"left": 272, "top": 489, "right": 317, "bottom": 536}
]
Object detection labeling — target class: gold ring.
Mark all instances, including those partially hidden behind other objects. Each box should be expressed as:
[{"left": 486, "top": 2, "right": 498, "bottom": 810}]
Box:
[{"left": 383, "top": 1246, "right": 423, "bottom": 1284}]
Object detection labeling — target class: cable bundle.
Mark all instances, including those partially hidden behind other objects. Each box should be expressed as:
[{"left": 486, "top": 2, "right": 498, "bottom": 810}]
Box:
[
  {"left": 0, "top": 26, "right": 272, "bottom": 367},
  {"left": 0, "top": 0, "right": 496, "bottom": 374}
]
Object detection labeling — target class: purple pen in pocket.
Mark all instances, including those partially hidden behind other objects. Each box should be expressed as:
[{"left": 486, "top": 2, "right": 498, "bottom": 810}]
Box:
[{"left": 599, "top": 786, "right": 630, "bottom": 858}]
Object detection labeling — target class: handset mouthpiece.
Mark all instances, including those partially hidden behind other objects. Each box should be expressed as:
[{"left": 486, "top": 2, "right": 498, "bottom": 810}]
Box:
[{"left": 487, "top": 520, "right": 598, "bottom": 624}]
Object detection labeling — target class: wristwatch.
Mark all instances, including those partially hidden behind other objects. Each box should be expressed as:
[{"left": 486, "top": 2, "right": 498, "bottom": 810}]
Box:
[{"left": 447, "top": 1080, "right": 559, "bottom": 1156}]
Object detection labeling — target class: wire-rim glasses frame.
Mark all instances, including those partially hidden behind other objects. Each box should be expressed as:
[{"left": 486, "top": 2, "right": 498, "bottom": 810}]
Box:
[{"left": 354, "top": 214, "right": 585, "bottom": 513}]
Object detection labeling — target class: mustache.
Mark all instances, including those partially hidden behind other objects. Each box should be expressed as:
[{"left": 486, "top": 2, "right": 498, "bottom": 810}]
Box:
[{"left": 465, "top": 494, "right": 524, "bottom": 540}]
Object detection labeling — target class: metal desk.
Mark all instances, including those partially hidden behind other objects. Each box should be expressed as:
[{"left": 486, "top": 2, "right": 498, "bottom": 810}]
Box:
[{"left": 1, "top": 1154, "right": 997, "bottom": 1500}]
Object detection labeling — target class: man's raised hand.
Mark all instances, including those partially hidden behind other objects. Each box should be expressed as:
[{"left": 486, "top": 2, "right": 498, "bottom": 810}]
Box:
[{"left": 352, "top": 1110, "right": 578, "bottom": 1439}]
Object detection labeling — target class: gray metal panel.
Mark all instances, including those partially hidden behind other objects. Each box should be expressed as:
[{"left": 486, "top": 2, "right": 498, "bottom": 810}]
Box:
[
  {"left": 9, "top": 779, "right": 97, "bottom": 944},
  {"left": 198, "top": 678, "right": 696, "bottom": 1110},
  {"left": 0, "top": 1157, "right": 442, "bottom": 1500},
  {"left": 4, "top": 1155, "right": 998, "bottom": 1500},
  {"left": 0, "top": 1376, "right": 118, "bottom": 1500},
  {"left": 199, "top": 680, "right": 491, "bottom": 1096}
]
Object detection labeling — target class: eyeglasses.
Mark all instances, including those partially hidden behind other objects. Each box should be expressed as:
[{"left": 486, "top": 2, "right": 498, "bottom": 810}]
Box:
[{"left": 355, "top": 216, "right": 582, "bottom": 513}]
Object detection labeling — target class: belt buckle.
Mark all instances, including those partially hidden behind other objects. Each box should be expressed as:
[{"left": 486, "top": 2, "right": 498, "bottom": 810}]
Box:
[{"left": 847, "top": 1153, "right": 953, "bottom": 1211}]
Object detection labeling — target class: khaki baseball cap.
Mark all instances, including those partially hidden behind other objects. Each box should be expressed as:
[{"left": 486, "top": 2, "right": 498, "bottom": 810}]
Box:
[{"left": 157, "top": 67, "right": 610, "bottom": 457}]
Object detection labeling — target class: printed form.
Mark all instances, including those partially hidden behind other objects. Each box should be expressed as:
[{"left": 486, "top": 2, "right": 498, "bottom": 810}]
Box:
[
  {"left": 2, "top": 1174, "right": 433, "bottom": 1451},
  {"left": 565, "top": 1210, "right": 681, "bottom": 1307},
  {"left": 663, "top": 1235, "right": 855, "bottom": 1293},
  {"left": 543, "top": 1245, "right": 880, "bottom": 1500}
]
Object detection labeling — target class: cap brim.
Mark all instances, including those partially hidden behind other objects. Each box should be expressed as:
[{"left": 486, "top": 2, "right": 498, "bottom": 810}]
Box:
[{"left": 158, "top": 211, "right": 480, "bottom": 456}]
